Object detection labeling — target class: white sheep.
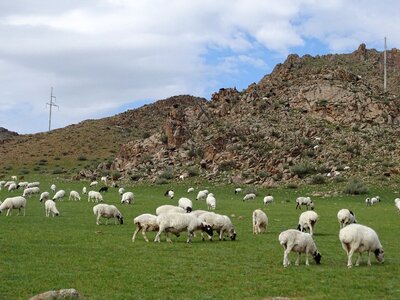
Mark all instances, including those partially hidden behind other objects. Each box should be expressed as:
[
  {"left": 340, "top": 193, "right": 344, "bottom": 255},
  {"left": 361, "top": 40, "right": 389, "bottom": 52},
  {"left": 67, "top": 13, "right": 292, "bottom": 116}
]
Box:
[
  {"left": 154, "top": 212, "right": 213, "bottom": 243},
  {"left": 69, "top": 190, "right": 81, "bottom": 201},
  {"left": 234, "top": 188, "right": 242, "bottom": 194},
  {"left": 52, "top": 189, "right": 66, "bottom": 201},
  {"left": 190, "top": 209, "right": 209, "bottom": 218},
  {"left": 50, "top": 184, "right": 56, "bottom": 193},
  {"left": 199, "top": 212, "right": 236, "bottom": 241},
  {"left": 155, "top": 204, "right": 186, "bottom": 216},
  {"left": 0, "top": 196, "right": 27, "bottom": 216},
  {"left": 206, "top": 193, "right": 216, "bottom": 210},
  {"left": 164, "top": 189, "right": 174, "bottom": 199},
  {"left": 295, "top": 196, "right": 314, "bottom": 210},
  {"left": 118, "top": 187, "right": 125, "bottom": 195},
  {"left": 82, "top": 186, "right": 87, "bottom": 194},
  {"left": 22, "top": 186, "right": 40, "bottom": 198},
  {"left": 263, "top": 195, "right": 274, "bottom": 205},
  {"left": 100, "top": 176, "right": 108, "bottom": 184},
  {"left": 187, "top": 187, "right": 195, "bottom": 193},
  {"left": 18, "top": 181, "right": 29, "bottom": 189},
  {"left": 39, "top": 191, "right": 50, "bottom": 202},
  {"left": 132, "top": 213, "right": 159, "bottom": 242},
  {"left": 44, "top": 199, "right": 60, "bottom": 217},
  {"left": 370, "top": 196, "right": 381, "bottom": 205},
  {"left": 89, "top": 181, "right": 98, "bottom": 187},
  {"left": 395, "top": 198, "right": 400, "bottom": 213},
  {"left": 27, "top": 181, "right": 40, "bottom": 188},
  {"left": 278, "top": 229, "right": 322, "bottom": 267},
  {"left": 11, "top": 175, "right": 17, "bottom": 181},
  {"left": 196, "top": 190, "right": 209, "bottom": 201},
  {"left": 121, "top": 192, "right": 134, "bottom": 204},
  {"left": 252, "top": 209, "right": 268, "bottom": 234},
  {"left": 243, "top": 193, "right": 256, "bottom": 201},
  {"left": 298, "top": 211, "right": 319, "bottom": 236},
  {"left": 93, "top": 203, "right": 123, "bottom": 225},
  {"left": 178, "top": 197, "right": 193, "bottom": 212},
  {"left": 88, "top": 191, "right": 103, "bottom": 203},
  {"left": 339, "top": 224, "right": 384, "bottom": 268},
  {"left": 337, "top": 209, "right": 357, "bottom": 228},
  {"left": 8, "top": 183, "right": 17, "bottom": 192},
  {"left": 4, "top": 180, "right": 16, "bottom": 188}
]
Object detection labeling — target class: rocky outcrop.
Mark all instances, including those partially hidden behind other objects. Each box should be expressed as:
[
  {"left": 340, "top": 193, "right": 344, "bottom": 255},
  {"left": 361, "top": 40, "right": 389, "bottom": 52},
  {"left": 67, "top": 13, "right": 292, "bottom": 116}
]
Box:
[{"left": 0, "top": 127, "right": 18, "bottom": 142}]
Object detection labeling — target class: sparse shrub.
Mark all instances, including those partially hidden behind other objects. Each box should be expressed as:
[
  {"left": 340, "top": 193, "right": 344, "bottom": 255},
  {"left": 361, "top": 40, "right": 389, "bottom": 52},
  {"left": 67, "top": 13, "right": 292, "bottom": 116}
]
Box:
[
  {"left": 187, "top": 167, "right": 199, "bottom": 177},
  {"left": 310, "top": 174, "right": 326, "bottom": 184},
  {"left": 343, "top": 178, "right": 368, "bottom": 195},
  {"left": 4, "top": 166, "right": 13, "bottom": 171},
  {"left": 286, "top": 183, "right": 298, "bottom": 189},
  {"left": 19, "top": 168, "right": 30, "bottom": 175},
  {"left": 219, "top": 160, "right": 236, "bottom": 172},
  {"left": 244, "top": 186, "right": 258, "bottom": 196},
  {"left": 291, "top": 163, "right": 315, "bottom": 178},
  {"left": 160, "top": 134, "right": 168, "bottom": 144},
  {"left": 142, "top": 132, "right": 151, "bottom": 139},
  {"left": 131, "top": 173, "right": 143, "bottom": 181},
  {"left": 155, "top": 177, "right": 168, "bottom": 185},
  {"left": 54, "top": 157, "right": 60, "bottom": 161},
  {"left": 111, "top": 171, "right": 121, "bottom": 181},
  {"left": 77, "top": 155, "right": 87, "bottom": 161},
  {"left": 160, "top": 168, "right": 174, "bottom": 180},
  {"left": 37, "top": 159, "right": 47, "bottom": 165},
  {"left": 52, "top": 168, "right": 65, "bottom": 175},
  {"left": 333, "top": 176, "right": 346, "bottom": 183}
]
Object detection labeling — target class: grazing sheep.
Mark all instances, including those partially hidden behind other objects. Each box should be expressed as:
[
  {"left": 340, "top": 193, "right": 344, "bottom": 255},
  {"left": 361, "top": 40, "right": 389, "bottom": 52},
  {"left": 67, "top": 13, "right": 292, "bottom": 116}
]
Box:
[
  {"left": 365, "top": 197, "right": 371, "bottom": 206},
  {"left": 154, "top": 212, "right": 213, "bottom": 243},
  {"left": 99, "top": 186, "right": 109, "bottom": 193},
  {"left": 156, "top": 204, "right": 186, "bottom": 216},
  {"left": 298, "top": 211, "right": 319, "bottom": 236},
  {"left": 337, "top": 209, "right": 357, "bottom": 228},
  {"left": 295, "top": 196, "right": 314, "bottom": 210},
  {"left": 206, "top": 193, "right": 216, "bottom": 210},
  {"left": 164, "top": 189, "right": 174, "bottom": 199},
  {"left": 395, "top": 198, "right": 400, "bottom": 213},
  {"left": 370, "top": 196, "right": 381, "bottom": 205},
  {"left": 82, "top": 186, "right": 87, "bottom": 194},
  {"left": 69, "top": 190, "right": 81, "bottom": 201},
  {"left": 243, "top": 193, "right": 256, "bottom": 201},
  {"left": 27, "top": 182, "right": 40, "bottom": 188},
  {"left": 100, "top": 176, "right": 108, "bottom": 184},
  {"left": 8, "top": 183, "right": 17, "bottom": 192},
  {"left": 187, "top": 187, "right": 195, "bottom": 193},
  {"left": 339, "top": 224, "right": 384, "bottom": 268},
  {"left": 278, "top": 229, "right": 322, "bottom": 267},
  {"left": 45, "top": 199, "right": 60, "bottom": 217},
  {"left": 0, "top": 196, "right": 27, "bottom": 216},
  {"left": 252, "top": 209, "right": 268, "bottom": 234},
  {"left": 178, "top": 197, "right": 193, "bottom": 212},
  {"left": 190, "top": 209, "right": 209, "bottom": 218},
  {"left": 196, "top": 190, "right": 209, "bottom": 201},
  {"left": 93, "top": 204, "right": 123, "bottom": 225},
  {"left": 121, "top": 192, "right": 134, "bottom": 204},
  {"left": 132, "top": 213, "right": 159, "bottom": 242},
  {"left": 52, "top": 190, "right": 65, "bottom": 201},
  {"left": 199, "top": 212, "right": 236, "bottom": 241},
  {"left": 234, "top": 188, "right": 242, "bottom": 194},
  {"left": 23, "top": 187, "right": 40, "bottom": 198},
  {"left": 263, "top": 195, "right": 274, "bottom": 205},
  {"left": 89, "top": 181, "right": 98, "bottom": 187},
  {"left": 4, "top": 180, "right": 16, "bottom": 188},
  {"left": 18, "top": 181, "right": 29, "bottom": 189},
  {"left": 88, "top": 191, "right": 103, "bottom": 203},
  {"left": 118, "top": 187, "right": 125, "bottom": 195},
  {"left": 50, "top": 184, "right": 56, "bottom": 193},
  {"left": 40, "top": 191, "right": 50, "bottom": 202}
]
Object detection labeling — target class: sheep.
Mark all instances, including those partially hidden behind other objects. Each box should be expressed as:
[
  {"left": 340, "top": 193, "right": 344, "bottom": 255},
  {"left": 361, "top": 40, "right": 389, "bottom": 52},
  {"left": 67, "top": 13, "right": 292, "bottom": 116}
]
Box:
[
  {"left": 18, "top": 181, "right": 29, "bottom": 189},
  {"left": 190, "top": 209, "right": 209, "bottom": 218},
  {"left": 99, "top": 186, "right": 109, "bottom": 193},
  {"left": 118, "top": 187, "right": 125, "bottom": 195},
  {"left": 187, "top": 187, "right": 195, "bottom": 193},
  {"left": 365, "top": 197, "right": 371, "bottom": 206},
  {"left": 243, "top": 193, "right": 256, "bottom": 201},
  {"left": 44, "top": 199, "right": 60, "bottom": 217},
  {"left": 121, "top": 192, "right": 134, "bottom": 204},
  {"left": 155, "top": 204, "right": 186, "bottom": 216},
  {"left": 178, "top": 197, "right": 193, "bottom": 212},
  {"left": 93, "top": 204, "right": 123, "bottom": 225},
  {"left": 69, "top": 190, "right": 81, "bottom": 201},
  {"left": 154, "top": 213, "right": 213, "bottom": 243},
  {"left": 196, "top": 190, "right": 209, "bottom": 201},
  {"left": 252, "top": 209, "right": 268, "bottom": 234},
  {"left": 0, "top": 196, "right": 27, "bottom": 216},
  {"left": 234, "top": 188, "right": 242, "bottom": 194},
  {"left": 132, "top": 213, "right": 159, "bottom": 242},
  {"left": 88, "top": 190, "right": 103, "bottom": 203},
  {"left": 297, "top": 211, "right": 319, "bottom": 236},
  {"left": 206, "top": 193, "right": 217, "bottom": 210},
  {"left": 339, "top": 224, "right": 384, "bottom": 268},
  {"left": 278, "top": 229, "right": 322, "bottom": 267},
  {"left": 11, "top": 175, "right": 17, "bottom": 181},
  {"left": 22, "top": 187, "right": 40, "bottom": 198},
  {"left": 89, "top": 181, "right": 98, "bottom": 187},
  {"left": 337, "top": 209, "right": 357, "bottom": 228},
  {"left": 263, "top": 195, "right": 274, "bottom": 205},
  {"left": 39, "top": 191, "right": 50, "bottom": 202},
  {"left": 4, "top": 180, "right": 15, "bottom": 188},
  {"left": 199, "top": 212, "right": 236, "bottom": 241},
  {"left": 8, "top": 183, "right": 17, "bottom": 192},
  {"left": 395, "top": 198, "right": 400, "bottom": 213},
  {"left": 82, "top": 186, "right": 87, "bottom": 194},
  {"left": 164, "top": 189, "right": 174, "bottom": 199},
  {"left": 100, "top": 176, "right": 108, "bottom": 184},
  {"left": 370, "top": 196, "right": 381, "bottom": 205},
  {"left": 27, "top": 182, "right": 40, "bottom": 188},
  {"left": 50, "top": 184, "right": 56, "bottom": 193},
  {"left": 295, "top": 196, "right": 314, "bottom": 210},
  {"left": 52, "top": 190, "right": 66, "bottom": 201}
]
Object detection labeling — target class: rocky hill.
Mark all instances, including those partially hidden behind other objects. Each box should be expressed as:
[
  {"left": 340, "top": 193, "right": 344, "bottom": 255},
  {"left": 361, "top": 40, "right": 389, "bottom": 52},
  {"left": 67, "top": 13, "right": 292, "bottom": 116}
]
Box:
[{"left": 0, "top": 127, "right": 18, "bottom": 142}]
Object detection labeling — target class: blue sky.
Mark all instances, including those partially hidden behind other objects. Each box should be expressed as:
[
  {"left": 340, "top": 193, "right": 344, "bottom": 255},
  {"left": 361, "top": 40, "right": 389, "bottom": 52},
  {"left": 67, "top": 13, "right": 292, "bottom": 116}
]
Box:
[{"left": 0, "top": 0, "right": 399, "bottom": 134}]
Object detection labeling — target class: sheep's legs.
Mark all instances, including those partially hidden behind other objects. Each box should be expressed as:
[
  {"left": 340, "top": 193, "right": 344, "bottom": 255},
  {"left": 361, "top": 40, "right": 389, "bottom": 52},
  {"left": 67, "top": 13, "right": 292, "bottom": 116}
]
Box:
[
  {"left": 295, "top": 253, "right": 301, "bottom": 266},
  {"left": 355, "top": 253, "right": 362, "bottom": 266},
  {"left": 283, "top": 246, "right": 291, "bottom": 267},
  {"left": 367, "top": 251, "right": 372, "bottom": 266},
  {"left": 6, "top": 208, "right": 12, "bottom": 216},
  {"left": 347, "top": 249, "right": 355, "bottom": 268},
  {"left": 132, "top": 226, "right": 140, "bottom": 242},
  {"left": 141, "top": 228, "right": 149, "bottom": 242}
]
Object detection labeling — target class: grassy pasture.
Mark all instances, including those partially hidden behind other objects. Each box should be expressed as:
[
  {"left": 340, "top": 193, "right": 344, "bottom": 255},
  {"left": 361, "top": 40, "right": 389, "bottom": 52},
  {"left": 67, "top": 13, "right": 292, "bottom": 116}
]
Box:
[{"left": 1, "top": 178, "right": 399, "bottom": 299}]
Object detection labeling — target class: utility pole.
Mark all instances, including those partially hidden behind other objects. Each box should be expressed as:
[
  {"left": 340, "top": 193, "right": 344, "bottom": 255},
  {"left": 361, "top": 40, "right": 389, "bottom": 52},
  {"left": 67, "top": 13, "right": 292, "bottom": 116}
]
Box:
[
  {"left": 384, "top": 36, "right": 387, "bottom": 92},
  {"left": 46, "top": 87, "right": 59, "bottom": 131}
]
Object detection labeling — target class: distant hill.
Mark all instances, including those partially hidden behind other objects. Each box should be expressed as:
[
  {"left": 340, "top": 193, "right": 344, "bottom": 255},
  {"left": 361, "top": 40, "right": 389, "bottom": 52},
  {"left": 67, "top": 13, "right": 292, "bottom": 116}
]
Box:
[{"left": 0, "top": 127, "right": 18, "bottom": 143}]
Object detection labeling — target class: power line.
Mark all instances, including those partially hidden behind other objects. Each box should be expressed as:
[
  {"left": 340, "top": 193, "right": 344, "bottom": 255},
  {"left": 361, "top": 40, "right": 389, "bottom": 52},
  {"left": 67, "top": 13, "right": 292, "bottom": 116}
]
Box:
[{"left": 46, "top": 87, "right": 59, "bottom": 131}]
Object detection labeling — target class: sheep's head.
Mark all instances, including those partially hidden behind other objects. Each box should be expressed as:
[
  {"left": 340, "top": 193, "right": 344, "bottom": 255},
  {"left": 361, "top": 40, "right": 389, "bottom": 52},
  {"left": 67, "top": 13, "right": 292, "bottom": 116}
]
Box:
[
  {"left": 201, "top": 223, "right": 213, "bottom": 236},
  {"left": 186, "top": 207, "right": 192, "bottom": 213},
  {"left": 117, "top": 214, "right": 124, "bottom": 225},
  {"left": 229, "top": 229, "right": 237, "bottom": 241},
  {"left": 313, "top": 251, "right": 322, "bottom": 264},
  {"left": 374, "top": 248, "right": 384, "bottom": 263}
]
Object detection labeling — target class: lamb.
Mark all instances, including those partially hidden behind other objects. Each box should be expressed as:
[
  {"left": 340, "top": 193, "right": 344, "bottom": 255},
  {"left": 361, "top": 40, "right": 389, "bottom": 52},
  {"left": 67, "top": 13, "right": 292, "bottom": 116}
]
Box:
[
  {"left": 164, "top": 189, "right": 174, "bottom": 199},
  {"left": 132, "top": 213, "right": 159, "bottom": 242},
  {"left": 243, "top": 193, "right": 256, "bottom": 201},
  {"left": 154, "top": 212, "right": 213, "bottom": 243},
  {"left": 68, "top": 190, "right": 81, "bottom": 201},
  {"left": 234, "top": 188, "right": 242, "bottom": 194},
  {"left": 252, "top": 209, "right": 268, "bottom": 234},
  {"left": 199, "top": 212, "right": 237, "bottom": 241},
  {"left": 339, "top": 224, "right": 384, "bottom": 268},
  {"left": 187, "top": 187, "right": 195, "bottom": 193},
  {"left": 22, "top": 186, "right": 40, "bottom": 198},
  {"left": 44, "top": 199, "right": 60, "bottom": 217},
  {"left": 278, "top": 229, "right": 322, "bottom": 267},
  {"left": 99, "top": 186, "right": 109, "bottom": 193},
  {"left": 196, "top": 190, "right": 209, "bottom": 201},
  {"left": 370, "top": 196, "right": 381, "bottom": 205},
  {"left": 295, "top": 196, "right": 314, "bottom": 210},
  {"left": 89, "top": 181, "right": 98, "bottom": 187},
  {"left": 365, "top": 197, "right": 371, "bottom": 206},
  {"left": 337, "top": 209, "right": 357, "bottom": 228},
  {"left": 27, "top": 182, "right": 40, "bottom": 188},
  {"left": 8, "top": 183, "right": 18, "bottom": 192},
  {"left": 395, "top": 198, "right": 400, "bottom": 213},
  {"left": 39, "top": 192, "right": 50, "bottom": 202},
  {"left": 297, "top": 211, "right": 319, "bottom": 236},
  {"left": 206, "top": 193, "right": 216, "bottom": 210},
  {"left": 0, "top": 196, "right": 27, "bottom": 216},
  {"left": 100, "top": 176, "right": 108, "bottom": 184},
  {"left": 121, "top": 192, "right": 134, "bottom": 204},
  {"left": 155, "top": 204, "right": 186, "bottom": 216},
  {"left": 52, "top": 189, "right": 66, "bottom": 201},
  {"left": 82, "top": 186, "right": 87, "bottom": 194},
  {"left": 93, "top": 203, "right": 123, "bottom": 225},
  {"left": 50, "top": 184, "right": 56, "bottom": 193},
  {"left": 118, "top": 187, "right": 125, "bottom": 195},
  {"left": 178, "top": 197, "right": 193, "bottom": 212},
  {"left": 88, "top": 190, "right": 103, "bottom": 203},
  {"left": 11, "top": 175, "right": 17, "bottom": 181},
  {"left": 263, "top": 195, "right": 274, "bottom": 205}
]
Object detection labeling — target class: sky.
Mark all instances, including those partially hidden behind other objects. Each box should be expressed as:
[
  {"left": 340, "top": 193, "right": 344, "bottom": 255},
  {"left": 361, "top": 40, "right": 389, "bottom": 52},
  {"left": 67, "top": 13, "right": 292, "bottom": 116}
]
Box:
[{"left": 1, "top": 0, "right": 399, "bottom": 134}]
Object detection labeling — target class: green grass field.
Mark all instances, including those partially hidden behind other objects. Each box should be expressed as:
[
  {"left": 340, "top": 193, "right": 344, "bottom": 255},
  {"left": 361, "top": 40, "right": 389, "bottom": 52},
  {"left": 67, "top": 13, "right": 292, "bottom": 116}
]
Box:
[{"left": 1, "top": 177, "right": 399, "bottom": 299}]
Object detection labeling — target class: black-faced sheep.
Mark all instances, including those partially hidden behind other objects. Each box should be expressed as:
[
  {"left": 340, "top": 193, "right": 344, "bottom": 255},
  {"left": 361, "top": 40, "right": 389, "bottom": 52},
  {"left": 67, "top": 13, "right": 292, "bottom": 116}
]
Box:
[{"left": 93, "top": 204, "right": 123, "bottom": 225}]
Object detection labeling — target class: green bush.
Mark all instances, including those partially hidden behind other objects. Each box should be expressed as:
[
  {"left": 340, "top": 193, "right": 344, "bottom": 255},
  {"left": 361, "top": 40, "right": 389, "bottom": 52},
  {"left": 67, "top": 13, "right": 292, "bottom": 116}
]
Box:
[
  {"left": 291, "top": 163, "right": 315, "bottom": 178},
  {"left": 343, "top": 178, "right": 368, "bottom": 195},
  {"left": 310, "top": 174, "right": 326, "bottom": 184}
]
